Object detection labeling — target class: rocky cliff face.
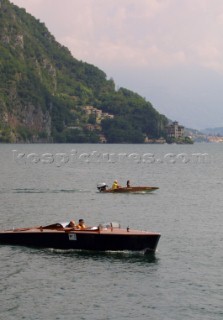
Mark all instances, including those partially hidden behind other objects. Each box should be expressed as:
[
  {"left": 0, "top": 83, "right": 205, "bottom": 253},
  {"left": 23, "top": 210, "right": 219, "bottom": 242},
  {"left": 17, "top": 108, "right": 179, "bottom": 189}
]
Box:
[
  {"left": 0, "top": 0, "right": 55, "bottom": 142},
  {"left": 0, "top": 85, "right": 53, "bottom": 142}
]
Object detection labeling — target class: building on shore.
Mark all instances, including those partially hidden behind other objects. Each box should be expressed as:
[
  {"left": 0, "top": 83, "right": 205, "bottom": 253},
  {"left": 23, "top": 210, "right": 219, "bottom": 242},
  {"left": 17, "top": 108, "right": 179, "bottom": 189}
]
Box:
[{"left": 166, "top": 121, "right": 184, "bottom": 139}]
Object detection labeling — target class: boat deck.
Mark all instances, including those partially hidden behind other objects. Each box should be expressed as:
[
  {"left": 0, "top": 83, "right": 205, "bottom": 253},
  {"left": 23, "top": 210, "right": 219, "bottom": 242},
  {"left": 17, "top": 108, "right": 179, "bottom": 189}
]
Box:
[{"left": 1, "top": 227, "right": 160, "bottom": 236}]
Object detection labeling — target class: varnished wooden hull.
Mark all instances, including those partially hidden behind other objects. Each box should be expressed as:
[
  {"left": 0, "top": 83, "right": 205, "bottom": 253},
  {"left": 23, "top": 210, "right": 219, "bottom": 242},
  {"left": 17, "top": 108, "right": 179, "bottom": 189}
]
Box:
[
  {"left": 100, "top": 186, "right": 159, "bottom": 193},
  {"left": 0, "top": 224, "right": 161, "bottom": 253}
]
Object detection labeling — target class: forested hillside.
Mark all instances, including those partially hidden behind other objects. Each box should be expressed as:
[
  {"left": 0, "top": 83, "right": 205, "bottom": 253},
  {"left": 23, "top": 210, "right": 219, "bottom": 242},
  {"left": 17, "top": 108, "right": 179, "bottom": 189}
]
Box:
[{"left": 0, "top": 0, "right": 168, "bottom": 143}]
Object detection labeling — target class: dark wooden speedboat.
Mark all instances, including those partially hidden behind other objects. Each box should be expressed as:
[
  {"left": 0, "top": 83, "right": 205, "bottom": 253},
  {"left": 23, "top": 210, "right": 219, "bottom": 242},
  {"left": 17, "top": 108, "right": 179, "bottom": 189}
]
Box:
[
  {"left": 97, "top": 183, "right": 159, "bottom": 193},
  {"left": 0, "top": 222, "right": 161, "bottom": 254}
]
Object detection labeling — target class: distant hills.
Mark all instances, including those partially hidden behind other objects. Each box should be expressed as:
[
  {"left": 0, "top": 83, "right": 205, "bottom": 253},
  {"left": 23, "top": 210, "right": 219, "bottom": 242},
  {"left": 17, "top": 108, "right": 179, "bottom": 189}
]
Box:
[
  {"left": 201, "top": 127, "right": 223, "bottom": 136},
  {"left": 0, "top": 0, "right": 169, "bottom": 143}
]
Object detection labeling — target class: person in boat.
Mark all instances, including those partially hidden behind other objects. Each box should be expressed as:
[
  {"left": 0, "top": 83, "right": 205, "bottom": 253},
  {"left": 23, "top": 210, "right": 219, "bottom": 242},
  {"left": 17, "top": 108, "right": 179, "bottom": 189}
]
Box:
[
  {"left": 66, "top": 220, "right": 76, "bottom": 228},
  {"left": 77, "top": 219, "right": 86, "bottom": 230},
  {"left": 112, "top": 180, "right": 120, "bottom": 190},
  {"left": 126, "top": 180, "right": 131, "bottom": 188}
]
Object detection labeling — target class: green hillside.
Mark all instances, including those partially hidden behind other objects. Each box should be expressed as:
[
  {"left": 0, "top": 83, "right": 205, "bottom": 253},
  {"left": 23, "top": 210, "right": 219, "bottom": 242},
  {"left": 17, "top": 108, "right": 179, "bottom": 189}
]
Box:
[{"left": 0, "top": 0, "right": 168, "bottom": 143}]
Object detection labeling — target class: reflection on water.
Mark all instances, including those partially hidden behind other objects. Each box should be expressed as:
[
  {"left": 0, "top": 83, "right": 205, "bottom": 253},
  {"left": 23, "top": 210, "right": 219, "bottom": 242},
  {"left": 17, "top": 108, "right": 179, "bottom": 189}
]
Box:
[
  {"left": 4, "top": 244, "right": 159, "bottom": 264},
  {"left": 47, "top": 248, "right": 159, "bottom": 263}
]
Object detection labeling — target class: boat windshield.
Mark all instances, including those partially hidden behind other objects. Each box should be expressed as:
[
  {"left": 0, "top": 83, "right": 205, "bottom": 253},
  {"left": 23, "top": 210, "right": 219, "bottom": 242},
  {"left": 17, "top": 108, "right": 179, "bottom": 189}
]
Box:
[{"left": 99, "top": 222, "right": 121, "bottom": 229}]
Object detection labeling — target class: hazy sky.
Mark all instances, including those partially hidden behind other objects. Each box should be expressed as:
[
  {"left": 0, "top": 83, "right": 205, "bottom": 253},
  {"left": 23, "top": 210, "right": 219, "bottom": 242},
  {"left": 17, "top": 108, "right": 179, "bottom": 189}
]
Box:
[{"left": 11, "top": 0, "right": 223, "bottom": 129}]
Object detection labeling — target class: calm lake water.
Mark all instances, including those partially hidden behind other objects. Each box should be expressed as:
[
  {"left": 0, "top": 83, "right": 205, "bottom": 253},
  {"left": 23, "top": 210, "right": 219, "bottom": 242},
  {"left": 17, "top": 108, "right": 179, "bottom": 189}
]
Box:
[{"left": 0, "top": 143, "right": 223, "bottom": 320}]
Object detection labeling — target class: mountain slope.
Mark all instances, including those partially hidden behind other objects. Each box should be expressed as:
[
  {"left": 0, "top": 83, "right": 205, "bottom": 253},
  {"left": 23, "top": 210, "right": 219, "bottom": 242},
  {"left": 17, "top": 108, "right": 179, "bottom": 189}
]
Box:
[{"left": 0, "top": 0, "right": 168, "bottom": 143}]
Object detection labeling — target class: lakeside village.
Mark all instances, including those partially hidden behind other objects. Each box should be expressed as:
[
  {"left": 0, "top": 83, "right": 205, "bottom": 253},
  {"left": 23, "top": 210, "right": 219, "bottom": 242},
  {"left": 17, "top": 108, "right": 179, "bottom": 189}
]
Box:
[
  {"left": 75, "top": 106, "right": 190, "bottom": 144},
  {"left": 78, "top": 106, "right": 219, "bottom": 144}
]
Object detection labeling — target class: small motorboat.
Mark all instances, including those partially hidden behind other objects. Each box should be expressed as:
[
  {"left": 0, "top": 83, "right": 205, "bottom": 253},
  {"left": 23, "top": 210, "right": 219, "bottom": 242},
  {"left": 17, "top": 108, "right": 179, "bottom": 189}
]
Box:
[
  {"left": 97, "top": 183, "right": 159, "bottom": 193},
  {"left": 0, "top": 222, "right": 161, "bottom": 254}
]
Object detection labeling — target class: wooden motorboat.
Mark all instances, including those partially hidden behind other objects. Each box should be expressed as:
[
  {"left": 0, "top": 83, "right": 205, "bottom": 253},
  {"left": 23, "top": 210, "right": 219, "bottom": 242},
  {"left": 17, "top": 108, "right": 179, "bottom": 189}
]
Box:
[
  {"left": 97, "top": 183, "right": 159, "bottom": 193},
  {"left": 0, "top": 222, "right": 161, "bottom": 254}
]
